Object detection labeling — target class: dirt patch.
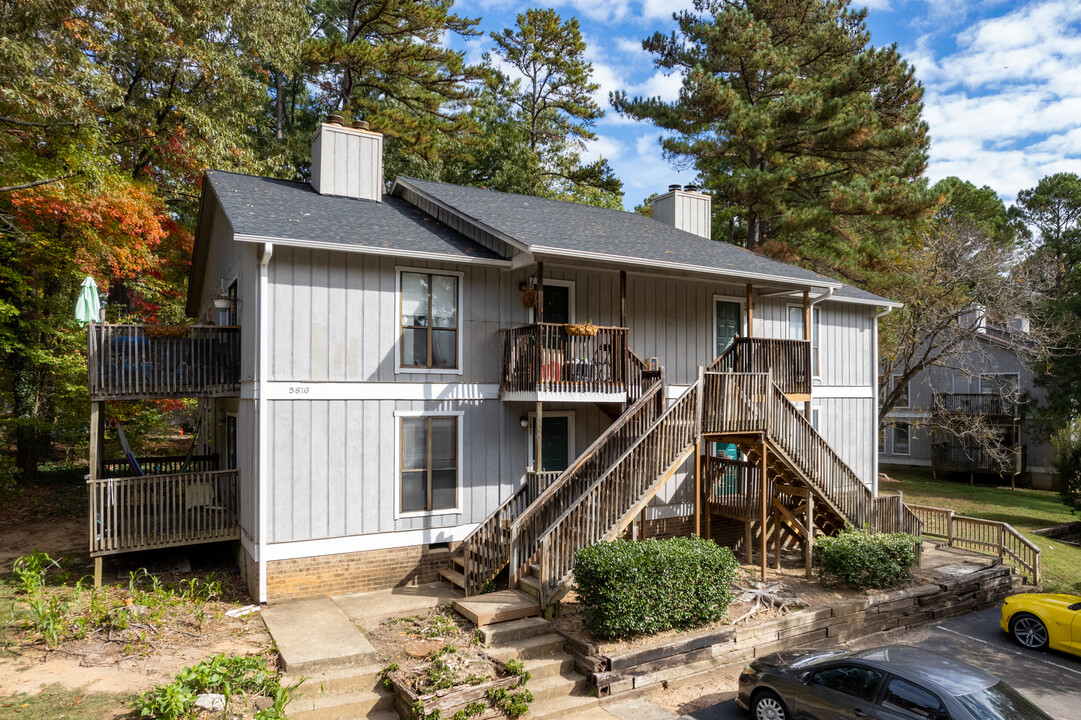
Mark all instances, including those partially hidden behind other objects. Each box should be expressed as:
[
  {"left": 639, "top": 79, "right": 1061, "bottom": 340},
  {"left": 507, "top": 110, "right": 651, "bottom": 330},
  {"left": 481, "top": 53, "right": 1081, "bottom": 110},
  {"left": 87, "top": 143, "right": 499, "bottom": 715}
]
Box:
[{"left": 0, "top": 519, "right": 85, "bottom": 570}]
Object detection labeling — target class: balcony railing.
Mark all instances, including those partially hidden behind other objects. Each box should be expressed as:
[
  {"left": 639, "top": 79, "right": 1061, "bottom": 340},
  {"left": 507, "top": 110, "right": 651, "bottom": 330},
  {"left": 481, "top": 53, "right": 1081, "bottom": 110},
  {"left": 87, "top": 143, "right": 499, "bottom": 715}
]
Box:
[
  {"left": 499, "top": 323, "right": 629, "bottom": 397},
  {"left": 707, "top": 337, "right": 811, "bottom": 397},
  {"left": 88, "top": 324, "right": 241, "bottom": 400},
  {"left": 102, "top": 453, "right": 220, "bottom": 478},
  {"left": 88, "top": 469, "right": 240, "bottom": 556},
  {"left": 931, "top": 442, "right": 1024, "bottom": 475},
  {"left": 933, "top": 392, "right": 1018, "bottom": 417}
]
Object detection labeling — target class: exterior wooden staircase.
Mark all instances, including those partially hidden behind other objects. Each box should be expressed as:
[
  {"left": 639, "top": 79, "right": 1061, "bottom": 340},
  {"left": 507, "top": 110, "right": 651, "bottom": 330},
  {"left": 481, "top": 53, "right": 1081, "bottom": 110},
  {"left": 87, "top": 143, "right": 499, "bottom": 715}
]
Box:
[{"left": 444, "top": 343, "right": 921, "bottom": 610}]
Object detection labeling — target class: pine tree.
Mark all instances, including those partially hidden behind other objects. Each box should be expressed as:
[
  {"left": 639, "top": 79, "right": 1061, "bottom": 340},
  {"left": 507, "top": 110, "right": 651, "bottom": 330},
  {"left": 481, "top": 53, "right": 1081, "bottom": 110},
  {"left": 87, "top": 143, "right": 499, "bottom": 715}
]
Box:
[{"left": 612, "top": 0, "right": 934, "bottom": 273}]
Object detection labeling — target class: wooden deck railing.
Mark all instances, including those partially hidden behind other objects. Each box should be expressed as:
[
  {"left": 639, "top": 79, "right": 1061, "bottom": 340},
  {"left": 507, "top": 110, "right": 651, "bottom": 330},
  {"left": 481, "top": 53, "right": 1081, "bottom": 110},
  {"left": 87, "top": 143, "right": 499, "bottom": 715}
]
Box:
[
  {"left": 931, "top": 443, "right": 1023, "bottom": 475},
  {"left": 88, "top": 469, "right": 240, "bottom": 556},
  {"left": 460, "top": 374, "right": 664, "bottom": 596},
  {"left": 88, "top": 324, "right": 241, "bottom": 400},
  {"left": 707, "top": 337, "right": 811, "bottom": 397},
  {"left": 102, "top": 453, "right": 220, "bottom": 478},
  {"left": 499, "top": 323, "right": 629, "bottom": 396},
  {"left": 933, "top": 392, "right": 1018, "bottom": 417},
  {"left": 706, "top": 455, "right": 760, "bottom": 520},
  {"left": 871, "top": 493, "right": 922, "bottom": 536},
  {"left": 907, "top": 504, "right": 1040, "bottom": 583},
  {"left": 531, "top": 383, "right": 700, "bottom": 606}
]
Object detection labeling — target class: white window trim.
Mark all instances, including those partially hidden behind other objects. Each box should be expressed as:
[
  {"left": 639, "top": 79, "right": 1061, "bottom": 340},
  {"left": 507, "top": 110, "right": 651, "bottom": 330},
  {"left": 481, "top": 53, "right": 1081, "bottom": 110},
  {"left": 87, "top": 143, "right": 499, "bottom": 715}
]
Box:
[
  {"left": 978, "top": 372, "right": 1021, "bottom": 395},
  {"left": 787, "top": 303, "right": 822, "bottom": 380},
  {"left": 810, "top": 405, "right": 821, "bottom": 432},
  {"left": 892, "top": 374, "right": 910, "bottom": 409},
  {"left": 395, "top": 266, "right": 465, "bottom": 376},
  {"left": 711, "top": 294, "right": 748, "bottom": 359},
  {"left": 525, "top": 410, "right": 576, "bottom": 472},
  {"left": 529, "top": 278, "right": 576, "bottom": 324},
  {"left": 223, "top": 411, "right": 238, "bottom": 469},
  {"left": 952, "top": 374, "right": 971, "bottom": 394},
  {"left": 892, "top": 422, "right": 911, "bottom": 457},
  {"left": 393, "top": 409, "right": 465, "bottom": 519}
]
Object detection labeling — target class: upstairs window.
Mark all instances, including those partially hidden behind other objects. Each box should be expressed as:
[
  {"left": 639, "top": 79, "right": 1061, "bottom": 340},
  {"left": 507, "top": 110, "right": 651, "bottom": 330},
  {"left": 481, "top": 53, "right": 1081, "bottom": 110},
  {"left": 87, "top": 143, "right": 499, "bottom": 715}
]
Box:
[{"left": 399, "top": 270, "right": 460, "bottom": 371}]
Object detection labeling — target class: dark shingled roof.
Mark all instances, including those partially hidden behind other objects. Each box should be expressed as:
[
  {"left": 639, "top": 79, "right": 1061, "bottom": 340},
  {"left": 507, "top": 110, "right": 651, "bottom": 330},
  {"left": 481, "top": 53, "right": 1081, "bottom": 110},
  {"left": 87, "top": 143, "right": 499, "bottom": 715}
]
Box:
[
  {"left": 206, "top": 171, "right": 503, "bottom": 261},
  {"left": 396, "top": 177, "right": 849, "bottom": 289}
]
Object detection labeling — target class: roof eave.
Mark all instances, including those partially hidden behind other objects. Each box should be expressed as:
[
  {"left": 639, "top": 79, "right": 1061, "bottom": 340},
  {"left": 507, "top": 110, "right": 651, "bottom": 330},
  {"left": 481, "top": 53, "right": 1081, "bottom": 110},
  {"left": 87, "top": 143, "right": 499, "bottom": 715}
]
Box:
[{"left": 232, "top": 233, "right": 511, "bottom": 267}]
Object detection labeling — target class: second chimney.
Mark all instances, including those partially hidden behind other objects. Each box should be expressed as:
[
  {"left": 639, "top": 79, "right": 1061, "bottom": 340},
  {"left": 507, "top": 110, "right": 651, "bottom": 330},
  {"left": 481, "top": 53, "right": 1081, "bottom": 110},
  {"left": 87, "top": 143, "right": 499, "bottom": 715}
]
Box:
[
  {"left": 310, "top": 116, "right": 383, "bottom": 202},
  {"left": 651, "top": 185, "right": 711, "bottom": 239}
]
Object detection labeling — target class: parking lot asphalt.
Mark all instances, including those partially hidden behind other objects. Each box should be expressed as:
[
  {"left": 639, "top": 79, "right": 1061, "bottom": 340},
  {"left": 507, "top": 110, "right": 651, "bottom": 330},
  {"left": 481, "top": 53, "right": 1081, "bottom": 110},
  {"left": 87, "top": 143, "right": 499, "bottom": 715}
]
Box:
[{"left": 681, "top": 607, "right": 1081, "bottom": 720}]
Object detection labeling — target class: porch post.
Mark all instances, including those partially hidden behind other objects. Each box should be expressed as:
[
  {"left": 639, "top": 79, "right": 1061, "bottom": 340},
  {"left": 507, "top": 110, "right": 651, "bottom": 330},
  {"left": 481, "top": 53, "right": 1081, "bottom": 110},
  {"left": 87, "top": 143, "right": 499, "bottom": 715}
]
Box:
[
  {"left": 534, "top": 401, "right": 543, "bottom": 478},
  {"left": 694, "top": 439, "right": 702, "bottom": 538},
  {"left": 746, "top": 284, "right": 754, "bottom": 337},
  {"left": 803, "top": 290, "right": 812, "bottom": 417},
  {"left": 536, "top": 262, "right": 544, "bottom": 324},
  {"left": 805, "top": 491, "right": 814, "bottom": 578},
  {"left": 760, "top": 436, "right": 768, "bottom": 582},
  {"left": 89, "top": 400, "right": 103, "bottom": 588},
  {"left": 620, "top": 270, "right": 627, "bottom": 328}
]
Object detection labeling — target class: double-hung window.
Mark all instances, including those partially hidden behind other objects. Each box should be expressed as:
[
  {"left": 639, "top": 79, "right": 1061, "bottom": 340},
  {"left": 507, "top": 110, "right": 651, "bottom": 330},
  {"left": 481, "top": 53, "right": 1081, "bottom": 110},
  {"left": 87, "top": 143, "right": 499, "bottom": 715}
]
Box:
[
  {"left": 400, "top": 415, "right": 459, "bottom": 514},
  {"left": 400, "top": 270, "right": 460, "bottom": 370}
]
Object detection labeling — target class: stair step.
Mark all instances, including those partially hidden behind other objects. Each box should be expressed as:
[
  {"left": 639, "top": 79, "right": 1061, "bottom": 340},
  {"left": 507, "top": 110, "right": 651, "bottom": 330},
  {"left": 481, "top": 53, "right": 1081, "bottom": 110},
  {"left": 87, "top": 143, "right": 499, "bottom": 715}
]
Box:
[
  {"left": 521, "top": 654, "right": 575, "bottom": 681},
  {"left": 440, "top": 568, "right": 466, "bottom": 588},
  {"left": 285, "top": 687, "right": 393, "bottom": 720},
  {"left": 283, "top": 662, "right": 384, "bottom": 695},
  {"left": 487, "top": 633, "right": 566, "bottom": 662},
  {"left": 518, "top": 574, "right": 540, "bottom": 600},
  {"left": 452, "top": 554, "right": 465, "bottom": 568},
  {"left": 454, "top": 590, "right": 539, "bottom": 626},
  {"left": 480, "top": 616, "right": 553, "bottom": 646},
  {"left": 527, "top": 692, "right": 602, "bottom": 719},
  {"left": 526, "top": 668, "right": 588, "bottom": 703}
]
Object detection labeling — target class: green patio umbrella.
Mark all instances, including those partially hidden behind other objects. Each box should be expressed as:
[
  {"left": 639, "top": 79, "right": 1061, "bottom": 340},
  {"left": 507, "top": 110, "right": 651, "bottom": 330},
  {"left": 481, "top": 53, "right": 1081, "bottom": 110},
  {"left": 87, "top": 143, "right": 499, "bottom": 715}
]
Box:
[{"left": 74, "top": 276, "right": 101, "bottom": 325}]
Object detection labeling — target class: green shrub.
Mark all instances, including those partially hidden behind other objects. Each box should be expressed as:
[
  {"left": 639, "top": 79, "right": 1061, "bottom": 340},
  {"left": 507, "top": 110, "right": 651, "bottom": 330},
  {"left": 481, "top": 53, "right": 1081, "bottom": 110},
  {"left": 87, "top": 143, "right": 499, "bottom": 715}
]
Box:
[
  {"left": 1052, "top": 418, "right": 1081, "bottom": 510},
  {"left": 572, "top": 537, "right": 739, "bottom": 640},
  {"left": 816, "top": 528, "right": 921, "bottom": 589}
]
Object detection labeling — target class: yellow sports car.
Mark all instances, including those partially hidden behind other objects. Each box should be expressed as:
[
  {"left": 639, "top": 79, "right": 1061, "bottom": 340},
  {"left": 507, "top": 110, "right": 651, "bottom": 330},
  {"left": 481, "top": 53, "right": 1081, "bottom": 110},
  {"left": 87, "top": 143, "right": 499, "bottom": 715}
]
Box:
[{"left": 1001, "top": 593, "right": 1081, "bottom": 655}]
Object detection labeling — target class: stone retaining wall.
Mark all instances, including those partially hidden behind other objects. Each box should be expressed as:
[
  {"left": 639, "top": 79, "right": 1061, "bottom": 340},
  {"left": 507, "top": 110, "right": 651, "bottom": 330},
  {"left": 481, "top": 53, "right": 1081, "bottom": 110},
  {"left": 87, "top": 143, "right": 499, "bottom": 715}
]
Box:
[{"left": 556, "top": 564, "right": 1024, "bottom": 698}]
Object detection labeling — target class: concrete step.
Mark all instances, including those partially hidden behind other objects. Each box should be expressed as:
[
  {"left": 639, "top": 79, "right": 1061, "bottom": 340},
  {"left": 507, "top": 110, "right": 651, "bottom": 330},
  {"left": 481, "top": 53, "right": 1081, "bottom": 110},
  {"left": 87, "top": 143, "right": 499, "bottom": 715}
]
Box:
[
  {"left": 262, "top": 597, "right": 378, "bottom": 674},
  {"left": 283, "top": 661, "right": 384, "bottom": 696},
  {"left": 488, "top": 633, "right": 566, "bottom": 662},
  {"left": 527, "top": 669, "right": 588, "bottom": 703},
  {"left": 518, "top": 574, "right": 541, "bottom": 599},
  {"left": 285, "top": 686, "right": 394, "bottom": 720},
  {"left": 521, "top": 653, "right": 575, "bottom": 681},
  {"left": 480, "top": 616, "right": 553, "bottom": 646},
  {"left": 529, "top": 692, "right": 602, "bottom": 719},
  {"left": 440, "top": 567, "right": 466, "bottom": 589}
]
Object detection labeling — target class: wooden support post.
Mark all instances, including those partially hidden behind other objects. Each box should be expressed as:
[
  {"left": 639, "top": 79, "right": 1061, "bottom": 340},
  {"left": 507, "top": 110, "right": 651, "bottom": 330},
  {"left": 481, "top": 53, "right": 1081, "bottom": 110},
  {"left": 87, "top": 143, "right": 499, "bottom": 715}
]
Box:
[
  {"left": 746, "top": 284, "right": 754, "bottom": 337},
  {"left": 94, "top": 557, "right": 102, "bottom": 588},
  {"left": 694, "top": 439, "right": 702, "bottom": 538},
  {"left": 89, "top": 401, "right": 102, "bottom": 588},
  {"left": 640, "top": 507, "right": 648, "bottom": 539},
  {"left": 805, "top": 492, "right": 814, "bottom": 578},
  {"left": 620, "top": 270, "right": 627, "bottom": 328},
  {"left": 773, "top": 501, "right": 781, "bottom": 570},
  {"left": 534, "top": 401, "right": 543, "bottom": 478},
  {"left": 536, "top": 262, "right": 544, "bottom": 324},
  {"left": 803, "top": 289, "right": 812, "bottom": 418},
  {"left": 745, "top": 518, "right": 754, "bottom": 565},
  {"left": 760, "top": 437, "right": 768, "bottom": 582}
]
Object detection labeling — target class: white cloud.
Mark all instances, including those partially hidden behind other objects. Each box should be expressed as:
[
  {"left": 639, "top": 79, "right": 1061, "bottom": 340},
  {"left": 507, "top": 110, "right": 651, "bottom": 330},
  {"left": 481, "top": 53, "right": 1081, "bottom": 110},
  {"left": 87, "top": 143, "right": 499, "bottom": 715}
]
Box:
[{"left": 582, "top": 134, "right": 625, "bottom": 163}]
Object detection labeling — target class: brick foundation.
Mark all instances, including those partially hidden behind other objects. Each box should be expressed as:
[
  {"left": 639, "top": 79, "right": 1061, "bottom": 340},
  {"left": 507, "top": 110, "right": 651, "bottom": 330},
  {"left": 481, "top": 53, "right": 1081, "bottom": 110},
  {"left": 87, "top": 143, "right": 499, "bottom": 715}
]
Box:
[{"left": 265, "top": 543, "right": 455, "bottom": 602}]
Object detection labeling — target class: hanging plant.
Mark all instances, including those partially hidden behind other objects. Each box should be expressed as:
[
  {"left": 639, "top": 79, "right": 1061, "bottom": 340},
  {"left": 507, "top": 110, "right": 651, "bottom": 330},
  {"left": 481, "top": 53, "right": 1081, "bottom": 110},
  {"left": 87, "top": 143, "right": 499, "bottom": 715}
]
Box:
[
  {"left": 142, "top": 325, "right": 191, "bottom": 338},
  {"left": 564, "top": 321, "right": 599, "bottom": 337},
  {"left": 521, "top": 288, "right": 537, "bottom": 309}
]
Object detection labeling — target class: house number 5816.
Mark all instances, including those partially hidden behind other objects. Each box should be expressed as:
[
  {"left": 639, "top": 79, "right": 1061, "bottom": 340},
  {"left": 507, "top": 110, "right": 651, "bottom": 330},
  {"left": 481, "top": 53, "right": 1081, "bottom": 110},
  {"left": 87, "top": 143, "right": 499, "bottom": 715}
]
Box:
[{"left": 288, "top": 386, "right": 311, "bottom": 395}]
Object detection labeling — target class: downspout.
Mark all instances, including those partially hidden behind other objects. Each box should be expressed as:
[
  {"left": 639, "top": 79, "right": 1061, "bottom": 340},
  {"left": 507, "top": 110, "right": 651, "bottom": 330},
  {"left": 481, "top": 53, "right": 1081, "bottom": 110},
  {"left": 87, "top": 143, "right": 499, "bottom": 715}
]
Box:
[
  {"left": 872, "top": 305, "right": 893, "bottom": 498},
  {"left": 257, "top": 242, "right": 273, "bottom": 604}
]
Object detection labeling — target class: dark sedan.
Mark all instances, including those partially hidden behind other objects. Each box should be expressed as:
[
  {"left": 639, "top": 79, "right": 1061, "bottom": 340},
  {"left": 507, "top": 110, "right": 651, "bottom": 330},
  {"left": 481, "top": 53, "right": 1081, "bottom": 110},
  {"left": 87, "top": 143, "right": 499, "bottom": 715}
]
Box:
[{"left": 736, "top": 644, "right": 1052, "bottom": 720}]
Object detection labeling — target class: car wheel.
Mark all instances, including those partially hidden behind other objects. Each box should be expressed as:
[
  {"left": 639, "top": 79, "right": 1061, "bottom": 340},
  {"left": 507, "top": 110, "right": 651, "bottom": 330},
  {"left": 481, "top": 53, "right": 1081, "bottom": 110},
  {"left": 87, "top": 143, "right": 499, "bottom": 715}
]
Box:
[
  {"left": 753, "top": 690, "right": 788, "bottom": 720},
  {"left": 1011, "top": 613, "right": 1049, "bottom": 650}
]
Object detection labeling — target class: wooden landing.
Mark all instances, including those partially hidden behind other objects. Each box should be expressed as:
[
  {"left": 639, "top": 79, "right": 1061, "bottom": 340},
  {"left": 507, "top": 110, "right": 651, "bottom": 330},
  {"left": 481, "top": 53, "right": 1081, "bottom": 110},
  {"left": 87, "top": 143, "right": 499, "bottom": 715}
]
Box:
[{"left": 453, "top": 590, "right": 539, "bottom": 627}]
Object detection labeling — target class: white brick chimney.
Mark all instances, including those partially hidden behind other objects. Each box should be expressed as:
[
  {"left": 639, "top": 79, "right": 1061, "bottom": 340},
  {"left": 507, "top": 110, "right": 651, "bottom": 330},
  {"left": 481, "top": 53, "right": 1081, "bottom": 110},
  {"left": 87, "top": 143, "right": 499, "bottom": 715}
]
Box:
[
  {"left": 310, "top": 116, "right": 384, "bottom": 202},
  {"left": 651, "top": 185, "right": 712, "bottom": 239}
]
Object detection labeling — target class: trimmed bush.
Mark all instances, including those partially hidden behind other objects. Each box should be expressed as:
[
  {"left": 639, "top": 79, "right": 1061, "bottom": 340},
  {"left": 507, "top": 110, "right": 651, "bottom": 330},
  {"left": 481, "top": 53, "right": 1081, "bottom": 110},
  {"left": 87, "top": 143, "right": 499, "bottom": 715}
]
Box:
[
  {"left": 572, "top": 537, "right": 739, "bottom": 640},
  {"left": 816, "top": 527, "right": 921, "bottom": 589}
]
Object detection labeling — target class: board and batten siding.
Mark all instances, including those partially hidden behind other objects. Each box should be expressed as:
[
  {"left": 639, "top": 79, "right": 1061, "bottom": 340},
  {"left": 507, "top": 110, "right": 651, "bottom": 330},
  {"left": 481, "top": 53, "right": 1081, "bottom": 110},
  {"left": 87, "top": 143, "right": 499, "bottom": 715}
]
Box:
[{"left": 268, "top": 247, "right": 505, "bottom": 383}]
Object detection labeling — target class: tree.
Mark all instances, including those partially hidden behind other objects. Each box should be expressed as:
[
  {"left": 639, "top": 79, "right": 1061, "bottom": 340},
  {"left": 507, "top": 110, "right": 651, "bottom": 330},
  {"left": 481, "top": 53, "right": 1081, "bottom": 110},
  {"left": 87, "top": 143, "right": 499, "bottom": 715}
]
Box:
[
  {"left": 491, "top": 8, "right": 621, "bottom": 201},
  {"left": 933, "top": 176, "right": 1018, "bottom": 248},
  {"left": 1012, "top": 173, "right": 1081, "bottom": 429},
  {"left": 611, "top": 0, "right": 934, "bottom": 275}
]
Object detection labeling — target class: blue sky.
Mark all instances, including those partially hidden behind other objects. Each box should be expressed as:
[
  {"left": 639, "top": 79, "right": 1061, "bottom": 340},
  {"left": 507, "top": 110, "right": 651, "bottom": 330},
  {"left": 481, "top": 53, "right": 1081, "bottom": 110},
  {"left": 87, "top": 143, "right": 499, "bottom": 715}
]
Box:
[{"left": 448, "top": 0, "right": 1081, "bottom": 209}]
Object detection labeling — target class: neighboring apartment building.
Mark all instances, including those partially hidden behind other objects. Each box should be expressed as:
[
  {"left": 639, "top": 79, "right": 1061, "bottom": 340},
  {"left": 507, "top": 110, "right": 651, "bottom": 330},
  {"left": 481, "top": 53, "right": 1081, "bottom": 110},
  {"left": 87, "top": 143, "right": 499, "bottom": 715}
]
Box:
[
  {"left": 86, "top": 119, "right": 904, "bottom": 605},
  {"left": 879, "top": 322, "right": 1055, "bottom": 490}
]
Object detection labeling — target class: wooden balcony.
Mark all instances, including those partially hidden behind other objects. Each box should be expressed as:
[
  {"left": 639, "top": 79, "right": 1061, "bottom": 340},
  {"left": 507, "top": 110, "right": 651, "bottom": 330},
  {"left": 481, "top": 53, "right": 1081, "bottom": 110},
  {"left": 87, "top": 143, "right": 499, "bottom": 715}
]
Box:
[
  {"left": 102, "top": 453, "right": 220, "bottom": 478},
  {"left": 499, "top": 323, "right": 631, "bottom": 402},
  {"left": 708, "top": 337, "right": 811, "bottom": 399},
  {"left": 931, "top": 442, "right": 1024, "bottom": 475},
  {"left": 88, "top": 469, "right": 240, "bottom": 557},
  {"left": 933, "top": 392, "right": 1018, "bottom": 418},
  {"left": 88, "top": 324, "right": 240, "bottom": 401}
]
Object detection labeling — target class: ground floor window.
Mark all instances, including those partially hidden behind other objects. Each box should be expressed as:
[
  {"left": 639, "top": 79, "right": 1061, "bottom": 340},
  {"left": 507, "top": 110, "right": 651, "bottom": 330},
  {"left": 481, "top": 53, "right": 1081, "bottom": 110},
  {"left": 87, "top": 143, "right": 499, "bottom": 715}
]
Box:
[
  {"left": 400, "top": 415, "right": 458, "bottom": 513},
  {"left": 892, "top": 423, "right": 910, "bottom": 456}
]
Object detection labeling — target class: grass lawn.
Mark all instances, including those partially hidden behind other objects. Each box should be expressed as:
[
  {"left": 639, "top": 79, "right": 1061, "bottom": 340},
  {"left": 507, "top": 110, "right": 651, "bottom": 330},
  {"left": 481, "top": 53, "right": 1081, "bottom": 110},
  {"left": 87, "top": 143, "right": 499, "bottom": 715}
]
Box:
[
  {"left": 0, "top": 684, "right": 132, "bottom": 720},
  {"left": 884, "top": 466, "right": 1081, "bottom": 594}
]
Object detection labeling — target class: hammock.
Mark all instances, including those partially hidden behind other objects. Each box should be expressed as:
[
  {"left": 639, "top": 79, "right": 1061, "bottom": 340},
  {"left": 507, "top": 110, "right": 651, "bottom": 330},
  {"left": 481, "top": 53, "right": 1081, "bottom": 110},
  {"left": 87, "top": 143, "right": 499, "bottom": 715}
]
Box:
[{"left": 115, "top": 419, "right": 144, "bottom": 477}]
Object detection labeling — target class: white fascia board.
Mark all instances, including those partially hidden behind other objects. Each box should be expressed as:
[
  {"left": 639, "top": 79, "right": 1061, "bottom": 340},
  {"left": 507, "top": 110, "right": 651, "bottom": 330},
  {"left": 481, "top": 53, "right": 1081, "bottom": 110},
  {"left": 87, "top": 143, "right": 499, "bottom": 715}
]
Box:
[
  {"left": 826, "top": 295, "right": 904, "bottom": 309},
  {"left": 263, "top": 524, "right": 480, "bottom": 562},
  {"left": 390, "top": 178, "right": 531, "bottom": 253},
  {"left": 233, "top": 233, "right": 511, "bottom": 268},
  {"left": 265, "top": 381, "right": 500, "bottom": 401},
  {"left": 532, "top": 246, "right": 842, "bottom": 291}
]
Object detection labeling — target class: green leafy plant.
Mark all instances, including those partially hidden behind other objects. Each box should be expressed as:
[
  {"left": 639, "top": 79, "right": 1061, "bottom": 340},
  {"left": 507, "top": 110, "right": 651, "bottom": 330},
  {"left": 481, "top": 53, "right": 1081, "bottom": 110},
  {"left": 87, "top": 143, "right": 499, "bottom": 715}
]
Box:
[
  {"left": 503, "top": 658, "right": 530, "bottom": 683},
  {"left": 573, "top": 537, "right": 739, "bottom": 640},
  {"left": 132, "top": 653, "right": 283, "bottom": 719},
  {"left": 816, "top": 527, "right": 922, "bottom": 589},
  {"left": 452, "top": 700, "right": 488, "bottom": 719},
  {"left": 12, "top": 551, "right": 60, "bottom": 595},
  {"left": 381, "top": 662, "right": 400, "bottom": 689},
  {"left": 487, "top": 686, "right": 533, "bottom": 719}
]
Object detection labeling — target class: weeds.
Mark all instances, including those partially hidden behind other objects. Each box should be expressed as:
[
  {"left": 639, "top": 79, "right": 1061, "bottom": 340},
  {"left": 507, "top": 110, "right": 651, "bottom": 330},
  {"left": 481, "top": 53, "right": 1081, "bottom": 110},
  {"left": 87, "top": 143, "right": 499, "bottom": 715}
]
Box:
[
  {"left": 12, "top": 550, "right": 60, "bottom": 594},
  {"left": 132, "top": 653, "right": 290, "bottom": 720}
]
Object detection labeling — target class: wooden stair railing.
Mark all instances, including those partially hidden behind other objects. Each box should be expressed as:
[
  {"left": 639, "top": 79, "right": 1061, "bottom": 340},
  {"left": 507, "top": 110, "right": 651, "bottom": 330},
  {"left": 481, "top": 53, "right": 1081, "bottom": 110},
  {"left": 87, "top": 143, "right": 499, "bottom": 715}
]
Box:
[
  {"left": 706, "top": 337, "right": 811, "bottom": 397},
  {"left": 528, "top": 383, "right": 702, "bottom": 607},
  {"left": 456, "top": 367, "right": 664, "bottom": 596}
]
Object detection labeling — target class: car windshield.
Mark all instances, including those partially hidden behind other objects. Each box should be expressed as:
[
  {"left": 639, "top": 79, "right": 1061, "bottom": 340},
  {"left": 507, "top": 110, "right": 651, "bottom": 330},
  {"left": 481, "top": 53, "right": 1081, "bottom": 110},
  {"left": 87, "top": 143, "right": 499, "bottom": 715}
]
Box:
[{"left": 955, "top": 681, "right": 1053, "bottom": 720}]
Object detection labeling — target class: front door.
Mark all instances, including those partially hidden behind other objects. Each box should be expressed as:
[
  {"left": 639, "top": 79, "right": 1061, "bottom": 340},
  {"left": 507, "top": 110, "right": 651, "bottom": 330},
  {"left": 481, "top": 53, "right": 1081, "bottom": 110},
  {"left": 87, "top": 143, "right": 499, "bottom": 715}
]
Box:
[
  {"left": 529, "top": 414, "right": 572, "bottom": 473},
  {"left": 715, "top": 299, "right": 741, "bottom": 357},
  {"left": 541, "top": 284, "right": 572, "bottom": 324}
]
